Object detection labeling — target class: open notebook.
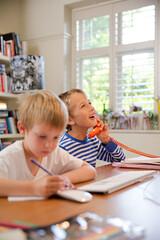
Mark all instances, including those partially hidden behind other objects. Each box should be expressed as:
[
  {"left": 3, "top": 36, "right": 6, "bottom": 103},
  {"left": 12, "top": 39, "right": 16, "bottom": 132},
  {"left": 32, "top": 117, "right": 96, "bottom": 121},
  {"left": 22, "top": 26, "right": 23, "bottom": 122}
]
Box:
[{"left": 78, "top": 170, "right": 155, "bottom": 194}]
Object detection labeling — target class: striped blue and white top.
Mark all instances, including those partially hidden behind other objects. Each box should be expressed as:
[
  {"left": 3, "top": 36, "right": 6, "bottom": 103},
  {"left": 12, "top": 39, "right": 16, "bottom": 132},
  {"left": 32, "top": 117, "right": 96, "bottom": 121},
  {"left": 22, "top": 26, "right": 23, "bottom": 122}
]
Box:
[{"left": 59, "top": 132, "right": 126, "bottom": 167}]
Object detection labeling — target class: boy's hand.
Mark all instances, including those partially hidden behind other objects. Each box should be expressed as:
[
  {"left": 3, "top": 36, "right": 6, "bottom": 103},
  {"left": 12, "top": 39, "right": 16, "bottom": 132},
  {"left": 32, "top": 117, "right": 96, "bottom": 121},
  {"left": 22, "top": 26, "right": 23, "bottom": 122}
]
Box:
[
  {"left": 32, "top": 175, "right": 74, "bottom": 197},
  {"left": 63, "top": 176, "right": 75, "bottom": 190},
  {"left": 97, "top": 121, "right": 110, "bottom": 145}
]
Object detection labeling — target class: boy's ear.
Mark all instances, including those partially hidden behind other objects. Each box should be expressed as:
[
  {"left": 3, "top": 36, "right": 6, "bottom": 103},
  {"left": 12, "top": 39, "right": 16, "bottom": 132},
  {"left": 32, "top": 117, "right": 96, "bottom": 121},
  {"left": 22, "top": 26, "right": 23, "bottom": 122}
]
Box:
[
  {"left": 17, "top": 121, "right": 26, "bottom": 136},
  {"left": 68, "top": 116, "right": 75, "bottom": 126}
]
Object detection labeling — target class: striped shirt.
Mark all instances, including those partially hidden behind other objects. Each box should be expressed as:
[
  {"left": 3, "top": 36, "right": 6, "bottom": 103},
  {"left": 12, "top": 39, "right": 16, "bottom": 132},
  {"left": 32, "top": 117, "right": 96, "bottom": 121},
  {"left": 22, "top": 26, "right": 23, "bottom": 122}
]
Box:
[{"left": 59, "top": 132, "right": 126, "bottom": 167}]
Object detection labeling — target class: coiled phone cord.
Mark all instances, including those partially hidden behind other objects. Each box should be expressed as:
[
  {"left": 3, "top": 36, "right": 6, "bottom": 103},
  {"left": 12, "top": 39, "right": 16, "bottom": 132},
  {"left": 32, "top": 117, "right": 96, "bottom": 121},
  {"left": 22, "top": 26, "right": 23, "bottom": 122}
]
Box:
[
  {"left": 88, "top": 119, "right": 160, "bottom": 158},
  {"left": 88, "top": 125, "right": 159, "bottom": 158},
  {"left": 107, "top": 134, "right": 160, "bottom": 158}
]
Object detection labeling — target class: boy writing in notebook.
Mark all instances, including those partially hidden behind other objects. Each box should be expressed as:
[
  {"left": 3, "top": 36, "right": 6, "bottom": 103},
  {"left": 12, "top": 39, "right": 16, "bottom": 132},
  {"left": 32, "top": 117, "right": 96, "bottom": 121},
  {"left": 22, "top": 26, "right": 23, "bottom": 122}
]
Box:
[
  {"left": 0, "top": 90, "right": 96, "bottom": 197},
  {"left": 59, "top": 89, "right": 126, "bottom": 167}
]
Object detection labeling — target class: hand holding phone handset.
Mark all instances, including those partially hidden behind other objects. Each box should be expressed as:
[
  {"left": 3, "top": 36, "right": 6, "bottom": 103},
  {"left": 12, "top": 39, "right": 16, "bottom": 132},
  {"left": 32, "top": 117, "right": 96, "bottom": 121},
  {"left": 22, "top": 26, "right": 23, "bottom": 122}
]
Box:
[
  {"left": 88, "top": 119, "right": 102, "bottom": 138},
  {"left": 88, "top": 118, "right": 160, "bottom": 158}
]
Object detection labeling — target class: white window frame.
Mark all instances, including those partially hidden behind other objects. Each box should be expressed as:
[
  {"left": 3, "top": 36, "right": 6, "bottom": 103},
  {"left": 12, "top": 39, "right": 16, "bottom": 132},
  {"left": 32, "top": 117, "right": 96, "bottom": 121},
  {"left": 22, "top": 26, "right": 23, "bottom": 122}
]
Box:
[{"left": 71, "top": 0, "right": 160, "bottom": 113}]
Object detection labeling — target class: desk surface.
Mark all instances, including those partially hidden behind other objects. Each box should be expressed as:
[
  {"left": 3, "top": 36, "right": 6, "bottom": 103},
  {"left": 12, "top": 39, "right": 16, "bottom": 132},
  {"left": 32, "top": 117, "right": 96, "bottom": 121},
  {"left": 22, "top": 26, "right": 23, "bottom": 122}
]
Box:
[{"left": 1, "top": 165, "right": 160, "bottom": 239}]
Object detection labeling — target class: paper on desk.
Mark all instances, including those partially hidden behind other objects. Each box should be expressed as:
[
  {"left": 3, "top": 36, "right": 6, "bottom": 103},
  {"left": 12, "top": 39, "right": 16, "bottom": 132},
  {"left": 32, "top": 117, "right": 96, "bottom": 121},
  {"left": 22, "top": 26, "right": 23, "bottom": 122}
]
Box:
[
  {"left": 8, "top": 196, "right": 46, "bottom": 202},
  {"left": 112, "top": 162, "right": 160, "bottom": 170},
  {"left": 125, "top": 157, "right": 160, "bottom": 164}
]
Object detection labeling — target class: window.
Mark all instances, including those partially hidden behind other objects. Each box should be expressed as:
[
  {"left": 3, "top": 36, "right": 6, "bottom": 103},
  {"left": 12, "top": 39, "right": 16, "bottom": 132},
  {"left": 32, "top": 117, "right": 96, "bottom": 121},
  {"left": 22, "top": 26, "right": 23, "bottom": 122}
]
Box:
[
  {"left": 72, "top": 0, "right": 159, "bottom": 115},
  {"left": 116, "top": 52, "right": 154, "bottom": 112},
  {"left": 76, "top": 15, "right": 109, "bottom": 50},
  {"left": 77, "top": 57, "right": 109, "bottom": 113}
]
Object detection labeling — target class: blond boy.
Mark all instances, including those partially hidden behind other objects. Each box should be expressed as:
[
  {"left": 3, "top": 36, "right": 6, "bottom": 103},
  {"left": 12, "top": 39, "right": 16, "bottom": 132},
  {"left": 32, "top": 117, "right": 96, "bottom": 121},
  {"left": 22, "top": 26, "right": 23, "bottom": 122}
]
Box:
[{"left": 0, "top": 90, "right": 96, "bottom": 197}]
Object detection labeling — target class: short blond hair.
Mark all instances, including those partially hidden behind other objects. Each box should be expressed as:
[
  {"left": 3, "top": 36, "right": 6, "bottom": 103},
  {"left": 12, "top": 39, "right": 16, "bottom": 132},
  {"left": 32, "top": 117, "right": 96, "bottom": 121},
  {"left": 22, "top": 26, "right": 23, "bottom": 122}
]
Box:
[{"left": 18, "top": 90, "right": 68, "bottom": 131}]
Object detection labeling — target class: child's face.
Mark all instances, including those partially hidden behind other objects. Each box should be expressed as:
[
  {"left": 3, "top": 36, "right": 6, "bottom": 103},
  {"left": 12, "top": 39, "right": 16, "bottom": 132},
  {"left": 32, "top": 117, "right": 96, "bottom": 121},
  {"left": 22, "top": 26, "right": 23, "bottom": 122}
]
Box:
[
  {"left": 69, "top": 93, "right": 97, "bottom": 129},
  {"left": 23, "top": 122, "right": 64, "bottom": 159}
]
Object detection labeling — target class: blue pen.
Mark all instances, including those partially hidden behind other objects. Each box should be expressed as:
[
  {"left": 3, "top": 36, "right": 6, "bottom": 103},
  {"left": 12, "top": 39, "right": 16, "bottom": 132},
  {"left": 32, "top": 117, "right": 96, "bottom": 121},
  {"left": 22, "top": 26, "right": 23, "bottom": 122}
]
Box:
[{"left": 30, "top": 158, "right": 69, "bottom": 188}]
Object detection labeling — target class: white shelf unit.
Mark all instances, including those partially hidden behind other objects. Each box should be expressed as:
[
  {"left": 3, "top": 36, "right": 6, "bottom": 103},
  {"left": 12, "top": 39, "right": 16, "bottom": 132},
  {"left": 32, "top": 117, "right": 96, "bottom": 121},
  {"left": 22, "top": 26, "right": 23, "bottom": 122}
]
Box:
[
  {"left": 0, "top": 56, "right": 23, "bottom": 141},
  {"left": 0, "top": 93, "right": 23, "bottom": 141},
  {"left": 0, "top": 55, "right": 10, "bottom": 63}
]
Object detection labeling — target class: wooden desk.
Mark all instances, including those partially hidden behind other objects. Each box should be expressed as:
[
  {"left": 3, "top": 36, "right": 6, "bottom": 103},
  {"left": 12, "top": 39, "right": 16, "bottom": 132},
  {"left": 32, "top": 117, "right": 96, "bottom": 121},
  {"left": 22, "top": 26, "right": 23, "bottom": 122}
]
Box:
[{"left": 1, "top": 165, "right": 160, "bottom": 239}]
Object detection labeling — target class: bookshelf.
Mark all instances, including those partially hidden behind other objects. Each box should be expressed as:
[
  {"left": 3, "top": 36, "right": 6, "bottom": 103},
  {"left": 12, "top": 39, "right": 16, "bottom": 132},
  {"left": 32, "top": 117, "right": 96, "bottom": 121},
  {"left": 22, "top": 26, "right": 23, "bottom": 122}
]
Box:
[
  {"left": 0, "top": 56, "right": 23, "bottom": 143},
  {"left": 0, "top": 55, "right": 10, "bottom": 64},
  {"left": 0, "top": 55, "right": 10, "bottom": 72}
]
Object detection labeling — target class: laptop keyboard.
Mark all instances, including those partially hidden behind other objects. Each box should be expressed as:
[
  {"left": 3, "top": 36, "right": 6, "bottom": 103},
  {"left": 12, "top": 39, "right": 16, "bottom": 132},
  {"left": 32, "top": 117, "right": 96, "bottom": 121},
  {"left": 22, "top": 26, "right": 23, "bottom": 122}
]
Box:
[{"left": 78, "top": 170, "right": 155, "bottom": 194}]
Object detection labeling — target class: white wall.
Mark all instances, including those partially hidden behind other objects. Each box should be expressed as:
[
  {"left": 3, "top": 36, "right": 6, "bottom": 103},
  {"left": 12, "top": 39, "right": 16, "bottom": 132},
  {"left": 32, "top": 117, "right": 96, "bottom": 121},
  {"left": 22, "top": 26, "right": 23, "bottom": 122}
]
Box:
[
  {"left": 20, "top": 0, "right": 69, "bottom": 94},
  {"left": 0, "top": 0, "right": 21, "bottom": 34}
]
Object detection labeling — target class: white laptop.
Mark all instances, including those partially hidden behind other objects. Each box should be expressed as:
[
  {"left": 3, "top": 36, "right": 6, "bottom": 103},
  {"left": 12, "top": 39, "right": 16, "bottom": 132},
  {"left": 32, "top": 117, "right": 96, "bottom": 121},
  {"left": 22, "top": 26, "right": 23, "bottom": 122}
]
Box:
[{"left": 78, "top": 170, "right": 155, "bottom": 194}]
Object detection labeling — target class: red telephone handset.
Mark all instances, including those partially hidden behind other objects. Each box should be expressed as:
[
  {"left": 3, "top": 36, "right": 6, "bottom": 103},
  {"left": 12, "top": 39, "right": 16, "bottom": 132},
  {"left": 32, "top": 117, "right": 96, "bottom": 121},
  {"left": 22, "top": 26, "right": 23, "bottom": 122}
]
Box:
[{"left": 88, "top": 119, "right": 102, "bottom": 138}]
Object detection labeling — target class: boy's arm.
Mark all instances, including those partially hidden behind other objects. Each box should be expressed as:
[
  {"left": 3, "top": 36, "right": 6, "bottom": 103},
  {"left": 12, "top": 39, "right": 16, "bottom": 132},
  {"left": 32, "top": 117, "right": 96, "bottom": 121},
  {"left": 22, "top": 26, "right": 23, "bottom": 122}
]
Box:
[
  {"left": 61, "top": 162, "right": 96, "bottom": 184},
  {"left": 97, "top": 140, "right": 126, "bottom": 162},
  {"left": 0, "top": 175, "right": 69, "bottom": 197},
  {"left": 0, "top": 178, "right": 34, "bottom": 197}
]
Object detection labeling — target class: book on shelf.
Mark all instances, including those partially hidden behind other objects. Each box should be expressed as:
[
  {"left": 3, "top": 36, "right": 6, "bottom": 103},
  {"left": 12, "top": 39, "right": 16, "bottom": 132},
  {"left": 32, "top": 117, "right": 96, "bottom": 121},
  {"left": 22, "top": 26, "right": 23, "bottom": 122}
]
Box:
[
  {"left": 0, "top": 110, "right": 8, "bottom": 117},
  {"left": 8, "top": 117, "right": 17, "bottom": 134},
  {"left": 2, "top": 32, "right": 18, "bottom": 56},
  {"left": 15, "top": 34, "right": 21, "bottom": 55},
  {"left": 0, "top": 118, "right": 8, "bottom": 134},
  {"left": 0, "top": 139, "right": 14, "bottom": 150},
  {"left": 0, "top": 74, "right": 5, "bottom": 92},
  {"left": 0, "top": 64, "right": 6, "bottom": 73},
  {"left": 0, "top": 106, "right": 18, "bottom": 134},
  {"left": 0, "top": 64, "right": 6, "bottom": 92},
  {"left": 0, "top": 64, "right": 12, "bottom": 93},
  {"left": 0, "top": 101, "right": 7, "bottom": 110},
  {"left": 6, "top": 117, "right": 12, "bottom": 134},
  {"left": 0, "top": 102, "right": 8, "bottom": 118},
  {"left": 8, "top": 110, "right": 18, "bottom": 134},
  {"left": 0, "top": 32, "right": 26, "bottom": 57},
  {"left": 0, "top": 116, "right": 18, "bottom": 135},
  {"left": 0, "top": 36, "right": 3, "bottom": 55},
  {"left": 5, "top": 40, "right": 15, "bottom": 57}
]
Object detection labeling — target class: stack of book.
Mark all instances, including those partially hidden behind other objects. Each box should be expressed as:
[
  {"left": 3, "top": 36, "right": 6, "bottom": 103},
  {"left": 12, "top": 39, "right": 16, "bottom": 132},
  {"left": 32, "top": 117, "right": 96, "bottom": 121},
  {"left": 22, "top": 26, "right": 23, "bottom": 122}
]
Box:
[
  {"left": 0, "top": 101, "right": 18, "bottom": 135},
  {"left": 0, "top": 32, "right": 28, "bottom": 57},
  {"left": 0, "top": 64, "right": 12, "bottom": 93},
  {"left": 0, "top": 101, "right": 8, "bottom": 134},
  {"left": 0, "top": 140, "right": 13, "bottom": 150}
]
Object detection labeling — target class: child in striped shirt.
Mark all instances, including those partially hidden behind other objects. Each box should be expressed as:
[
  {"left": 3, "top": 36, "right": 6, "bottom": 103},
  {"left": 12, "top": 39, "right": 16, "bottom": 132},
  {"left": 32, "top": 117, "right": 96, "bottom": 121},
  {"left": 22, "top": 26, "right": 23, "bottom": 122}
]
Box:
[{"left": 59, "top": 89, "right": 126, "bottom": 167}]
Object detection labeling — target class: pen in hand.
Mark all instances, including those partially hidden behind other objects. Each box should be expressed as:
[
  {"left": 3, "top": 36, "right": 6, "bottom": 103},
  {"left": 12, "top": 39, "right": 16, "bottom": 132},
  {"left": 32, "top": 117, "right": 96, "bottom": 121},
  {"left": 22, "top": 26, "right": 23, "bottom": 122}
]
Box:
[{"left": 30, "top": 158, "right": 69, "bottom": 188}]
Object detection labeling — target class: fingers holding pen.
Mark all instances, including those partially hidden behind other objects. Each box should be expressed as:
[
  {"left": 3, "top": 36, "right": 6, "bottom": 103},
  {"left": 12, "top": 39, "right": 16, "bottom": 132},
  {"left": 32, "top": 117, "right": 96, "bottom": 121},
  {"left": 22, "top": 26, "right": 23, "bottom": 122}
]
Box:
[
  {"left": 63, "top": 176, "right": 76, "bottom": 190},
  {"left": 33, "top": 175, "right": 74, "bottom": 197}
]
